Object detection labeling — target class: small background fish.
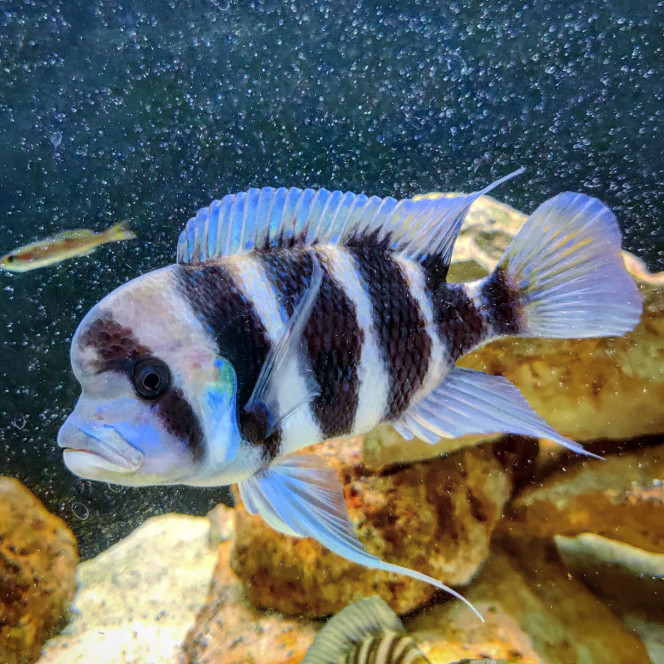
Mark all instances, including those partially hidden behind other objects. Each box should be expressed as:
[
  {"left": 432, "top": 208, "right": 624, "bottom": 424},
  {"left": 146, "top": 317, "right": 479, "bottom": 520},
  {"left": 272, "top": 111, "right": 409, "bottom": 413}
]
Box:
[
  {"left": 302, "top": 595, "right": 513, "bottom": 663},
  {"left": 302, "top": 595, "right": 431, "bottom": 664},
  {"left": 0, "top": 220, "right": 136, "bottom": 272}
]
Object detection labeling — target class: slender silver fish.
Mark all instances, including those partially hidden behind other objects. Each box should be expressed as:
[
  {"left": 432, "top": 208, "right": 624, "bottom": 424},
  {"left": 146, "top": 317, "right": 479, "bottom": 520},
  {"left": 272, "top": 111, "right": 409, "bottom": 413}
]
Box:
[
  {"left": 0, "top": 220, "right": 135, "bottom": 271},
  {"left": 57, "top": 171, "right": 641, "bottom": 619}
]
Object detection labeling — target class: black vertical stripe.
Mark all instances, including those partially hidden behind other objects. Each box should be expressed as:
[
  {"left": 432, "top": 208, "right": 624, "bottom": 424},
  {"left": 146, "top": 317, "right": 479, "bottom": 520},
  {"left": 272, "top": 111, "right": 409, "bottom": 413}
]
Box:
[
  {"left": 80, "top": 315, "right": 205, "bottom": 462},
  {"left": 395, "top": 639, "right": 425, "bottom": 664},
  {"left": 175, "top": 263, "right": 281, "bottom": 460},
  {"left": 384, "top": 634, "right": 402, "bottom": 663},
  {"left": 365, "top": 635, "right": 382, "bottom": 663},
  {"left": 429, "top": 282, "right": 488, "bottom": 362},
  {"left": 479, "top": 265, "right": 523, "bottom": 335},
  {"left": 261, "top": 249, "right": 364, "bottom": 438},
  {"left": 154, "top": 386, "right": 205, "bottom": 463},
  {"left": 348, "top": 245, "right": 432, "bottom": 420}
]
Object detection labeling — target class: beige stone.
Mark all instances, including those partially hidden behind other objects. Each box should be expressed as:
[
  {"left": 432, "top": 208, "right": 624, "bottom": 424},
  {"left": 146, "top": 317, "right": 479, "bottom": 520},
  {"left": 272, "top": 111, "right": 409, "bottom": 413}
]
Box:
[
  {"left": 182, "top": 537, "right": 318, "bottom": 664},
  {"left": 37, "top": 513, "right": 218, "bottom": 664},
  {"left": 503, "top": 445, "right": 664, "bottom": 553},
  {"left": 406, "top": 546, "right": 650, "bottom": 664},
  {"left": 230, "top": 438, "right": 528, "bottom": 618},
  {"left": 186, "top": 540, "right": 651, "bottom": 663},
  {"left": 365, "top": 194, "right": 664, "bottom": 469},
  {"left": 554, "top": 533, "right": 664, "bottom": 612},
  {"left": 0, "top": 477, "right": 78, "bottom": 664}
]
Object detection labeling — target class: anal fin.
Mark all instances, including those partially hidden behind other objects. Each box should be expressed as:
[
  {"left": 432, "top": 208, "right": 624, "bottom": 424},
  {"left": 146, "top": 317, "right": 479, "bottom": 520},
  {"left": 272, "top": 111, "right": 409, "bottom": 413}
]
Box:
[
  {"left": 394, "top": 367, "right": 601, "bottom": 458},
  {"left": 238, "top": 454, "right": 483, "bottom": 620}
]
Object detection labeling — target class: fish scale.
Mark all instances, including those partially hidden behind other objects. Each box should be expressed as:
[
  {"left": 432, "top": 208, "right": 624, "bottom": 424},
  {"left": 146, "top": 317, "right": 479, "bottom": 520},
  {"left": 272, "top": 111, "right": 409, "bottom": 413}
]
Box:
[
  {"left": 260, "top": 248, "right": 365, "bottom": 439},
  {"left": 348, "top": 244, "right": 432, "bottom": 420},
  {"left": 431, "top": 283, "right": 488, "bottom": 360}
]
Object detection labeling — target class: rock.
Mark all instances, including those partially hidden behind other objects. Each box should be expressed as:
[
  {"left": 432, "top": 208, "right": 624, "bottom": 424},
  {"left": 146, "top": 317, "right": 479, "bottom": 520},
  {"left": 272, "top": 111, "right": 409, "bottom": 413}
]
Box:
[
  {"left": 37, "top": 513, "right": 218, "bottom": 664},
  {"left": 621, "top": 612, "right": 664, "bottom": 664},
  {"left": 0, "top": 476, "right": 78, "bottom": 664},
  {"left": 406, "top": 546, "right": 651, "bottom": 664},
  {"left": 182, "top": 532, "right": 319, "bottom": 664},
  {"left": 230, "top": 438, "right": 533, "bottom": 618},
  {"left": 187, "top": 536, "right": 651, "bottom": 663},
  {"left": 184, "top": 513, "right": 516, "bottom": 664},
  {"left": 207, "top": 503, "right": 236, "bottom": 547},
  {"left": 553, "top": 533, "right": 664, "bottom": 662},
  {"left": 365, "top": 194, "right": 664, "bottom": 468},
  {"left": 554, "top": 533, "right": 664, "bottom": 612},
  {"left": 503, "top": 445, "right": 664, "bottom": 553}
]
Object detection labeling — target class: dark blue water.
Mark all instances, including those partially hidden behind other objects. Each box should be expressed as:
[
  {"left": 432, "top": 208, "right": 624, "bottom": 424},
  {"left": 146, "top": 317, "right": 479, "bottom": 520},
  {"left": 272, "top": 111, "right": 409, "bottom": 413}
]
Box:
[{"left": 1, "top": 0, "right": 662, "bottom": 557}]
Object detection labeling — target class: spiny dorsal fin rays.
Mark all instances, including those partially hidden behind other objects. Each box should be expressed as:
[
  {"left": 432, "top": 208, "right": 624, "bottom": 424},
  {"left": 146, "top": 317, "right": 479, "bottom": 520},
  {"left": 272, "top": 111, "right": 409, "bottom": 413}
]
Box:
[{"left": 176, "top": 169, "right": 524, "bottom": 266}]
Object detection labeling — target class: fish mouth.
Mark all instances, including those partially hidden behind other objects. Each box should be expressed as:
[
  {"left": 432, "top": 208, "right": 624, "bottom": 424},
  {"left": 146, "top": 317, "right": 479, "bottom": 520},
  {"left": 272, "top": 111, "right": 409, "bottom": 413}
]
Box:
[{"left": 58, "top": 419, "right": 144, "bottom": 476}]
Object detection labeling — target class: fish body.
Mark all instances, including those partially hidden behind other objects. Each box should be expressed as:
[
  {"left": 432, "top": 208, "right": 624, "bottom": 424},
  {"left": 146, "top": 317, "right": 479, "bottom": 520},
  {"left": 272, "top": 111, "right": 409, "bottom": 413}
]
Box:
[
  {"left": 302, "top": 596, "right": 430, "bottom": 664},
  {"left": 57, "top": 174, "right": 642, "bottom": 617},
  {"left": 0, "top": 220, "right": 135, "bottom": 271}
]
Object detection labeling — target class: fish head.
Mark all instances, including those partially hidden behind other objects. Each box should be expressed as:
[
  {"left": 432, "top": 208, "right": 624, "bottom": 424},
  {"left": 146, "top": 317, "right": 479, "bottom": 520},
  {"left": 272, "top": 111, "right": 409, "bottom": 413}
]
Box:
[
  {"left": 58, "top": 266, "right": 243, "bottom": 486},
  {"left": 0, "top": 251, "right": 24, "bottom": 272}
]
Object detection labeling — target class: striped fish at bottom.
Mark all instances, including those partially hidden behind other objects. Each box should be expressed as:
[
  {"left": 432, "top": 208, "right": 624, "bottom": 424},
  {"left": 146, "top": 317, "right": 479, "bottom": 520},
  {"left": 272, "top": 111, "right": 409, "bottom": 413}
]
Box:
[
  {"left": 302, "top": 596, "right": 430, "bottom": 664},
  {"left": 57, "top": 173, "right": 642, "bottom": 619}
]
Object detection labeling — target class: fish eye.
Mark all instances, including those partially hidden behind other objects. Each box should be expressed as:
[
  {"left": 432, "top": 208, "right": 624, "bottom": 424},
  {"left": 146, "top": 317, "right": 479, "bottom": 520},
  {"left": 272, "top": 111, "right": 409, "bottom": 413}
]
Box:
[
  {"left": 7, "top": 255, "right": 16, "bottom": 262},
  {"left": 132, "top": 359, "right": 170, "bottom": 399}
]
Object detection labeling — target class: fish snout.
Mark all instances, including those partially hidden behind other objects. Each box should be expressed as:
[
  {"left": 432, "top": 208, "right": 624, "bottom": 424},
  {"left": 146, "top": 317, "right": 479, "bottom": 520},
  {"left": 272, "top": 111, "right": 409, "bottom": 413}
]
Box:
[{"left": 58, "top": 415, "right": 144, "bottom": 478}]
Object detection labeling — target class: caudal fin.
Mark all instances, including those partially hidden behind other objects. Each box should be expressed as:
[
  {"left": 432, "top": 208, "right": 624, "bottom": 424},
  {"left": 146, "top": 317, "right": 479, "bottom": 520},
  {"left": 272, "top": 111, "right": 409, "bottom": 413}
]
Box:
[
  {"left": 104, "top": 219, "right": 137, "bottom": 242},
  {"left": 495, "top": 192, "right": 642, "bottom": 338}
]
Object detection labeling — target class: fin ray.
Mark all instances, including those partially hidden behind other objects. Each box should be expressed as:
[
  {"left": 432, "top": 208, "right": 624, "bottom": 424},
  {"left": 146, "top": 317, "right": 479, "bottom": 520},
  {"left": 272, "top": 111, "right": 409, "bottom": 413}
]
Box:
[
  {"left": 243, "top": 255, "right": 323, "bottom": 438},
  {"left": 177, "top": 171, "right": 523, "bottom": 265},
  {"left": 497, "top": 192, "right": 641, "bottom": 338},
  {"left": 394, "top": 367, "right": 601, "bottom": 458},
  {"left": 238, "top": 454, "right": 483, "bottom": 620}
]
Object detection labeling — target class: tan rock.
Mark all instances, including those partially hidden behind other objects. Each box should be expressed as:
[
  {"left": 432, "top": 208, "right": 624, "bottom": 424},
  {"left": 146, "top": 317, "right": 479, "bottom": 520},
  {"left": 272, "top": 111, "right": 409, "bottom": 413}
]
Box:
[
  {"left": 503, "top": 445, "right": 664, "bottom": 553},
  {"left": 184, "top": 513, "right": 518, "bottom": 664},
  {"left": 0, "top": 477, "right": 78, "bottom": 664},
  {"left": 230, "top": 438, "right": 528, "bottom": 618},
  {"left": 365, "top": 194, "right": 664, "bottom": 468},
  {"left": 188, "top": 538, "right": 650, "bottom": 663},
  {"left": 621, "top": 612, "right": 664, "bottom": 664},
  {"left": 406, "top": 546, "right": 650, "bottom": 664},
  {"left": 554, "top": 533, "right": 664, "bottom": 612},
  {"left": 182, "top": 536, "right": 318, "bottom": 664},
  {"left": 37, "top": 513, "right": 218, "bottom": 664}
]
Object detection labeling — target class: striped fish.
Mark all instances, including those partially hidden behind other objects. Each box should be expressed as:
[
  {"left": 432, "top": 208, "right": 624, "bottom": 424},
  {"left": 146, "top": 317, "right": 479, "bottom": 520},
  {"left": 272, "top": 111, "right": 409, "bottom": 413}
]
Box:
[
  {"left": 57, "top": 171, "right": 641, "bottom": 619},
  {"left": 302, "top": 596, "right": 430, "bottom": 664}
]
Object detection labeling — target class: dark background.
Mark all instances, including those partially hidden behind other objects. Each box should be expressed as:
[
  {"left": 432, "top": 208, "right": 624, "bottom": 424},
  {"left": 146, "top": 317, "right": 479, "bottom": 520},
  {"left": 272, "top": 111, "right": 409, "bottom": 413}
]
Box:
[{"left": 1, "top": 0, "right": 662, "bottom": 558}]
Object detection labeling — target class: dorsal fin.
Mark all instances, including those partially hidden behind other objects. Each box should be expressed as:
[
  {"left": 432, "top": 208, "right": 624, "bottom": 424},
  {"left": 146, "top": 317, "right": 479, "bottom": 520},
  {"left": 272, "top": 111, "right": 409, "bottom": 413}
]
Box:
[
  {"left": 301, "top": 596, "right": 404, "bottom": 664},
  {"left": 176, "top": 170, "right": 523, "bottom": 265}
]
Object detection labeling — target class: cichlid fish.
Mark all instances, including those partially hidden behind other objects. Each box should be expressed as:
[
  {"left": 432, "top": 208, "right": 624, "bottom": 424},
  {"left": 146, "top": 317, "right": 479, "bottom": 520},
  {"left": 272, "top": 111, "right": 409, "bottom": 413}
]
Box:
[
  {"left": 0, "top": 220, "right": 136, "bottom": 272},
  {"left": 302, "top": 595, "right": 430, "bottom": 664},
  {"left": 57, "top": 171, "right": 642, "bottom": 619}
]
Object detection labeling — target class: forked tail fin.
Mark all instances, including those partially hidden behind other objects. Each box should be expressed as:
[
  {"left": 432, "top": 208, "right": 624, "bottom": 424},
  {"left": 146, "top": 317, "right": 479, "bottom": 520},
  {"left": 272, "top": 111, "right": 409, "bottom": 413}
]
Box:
[
  {"left": 493, "top": 192, "right": 642, "bottom": 338},
  {"left": 103, "top": 219, "right": 136, "bottom": 242}
]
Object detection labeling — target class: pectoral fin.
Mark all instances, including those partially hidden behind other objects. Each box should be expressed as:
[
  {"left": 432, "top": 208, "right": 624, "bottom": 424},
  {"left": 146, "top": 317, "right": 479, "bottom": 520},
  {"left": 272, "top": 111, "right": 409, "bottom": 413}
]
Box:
[
  {"left": 238, "top": 454, "right": 483, "bottom": 620},
  {"left": 241, "top": 257, "right": 323, "bottom": 443},
  {"left": 393, "top": 367, "right": 600, "bottom": 458}
]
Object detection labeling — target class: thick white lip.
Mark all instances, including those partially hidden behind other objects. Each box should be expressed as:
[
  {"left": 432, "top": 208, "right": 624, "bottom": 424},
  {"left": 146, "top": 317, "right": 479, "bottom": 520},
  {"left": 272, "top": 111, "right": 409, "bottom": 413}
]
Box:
[{"left": 59, "top": 421, "right": 144, "bottom": 475}]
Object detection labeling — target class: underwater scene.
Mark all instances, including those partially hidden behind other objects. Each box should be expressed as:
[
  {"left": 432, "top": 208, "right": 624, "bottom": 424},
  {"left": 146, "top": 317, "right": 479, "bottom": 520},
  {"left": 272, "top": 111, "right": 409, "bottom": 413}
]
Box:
[{"left": 1, "top": 0, "right": 662, "bottom": 662}]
